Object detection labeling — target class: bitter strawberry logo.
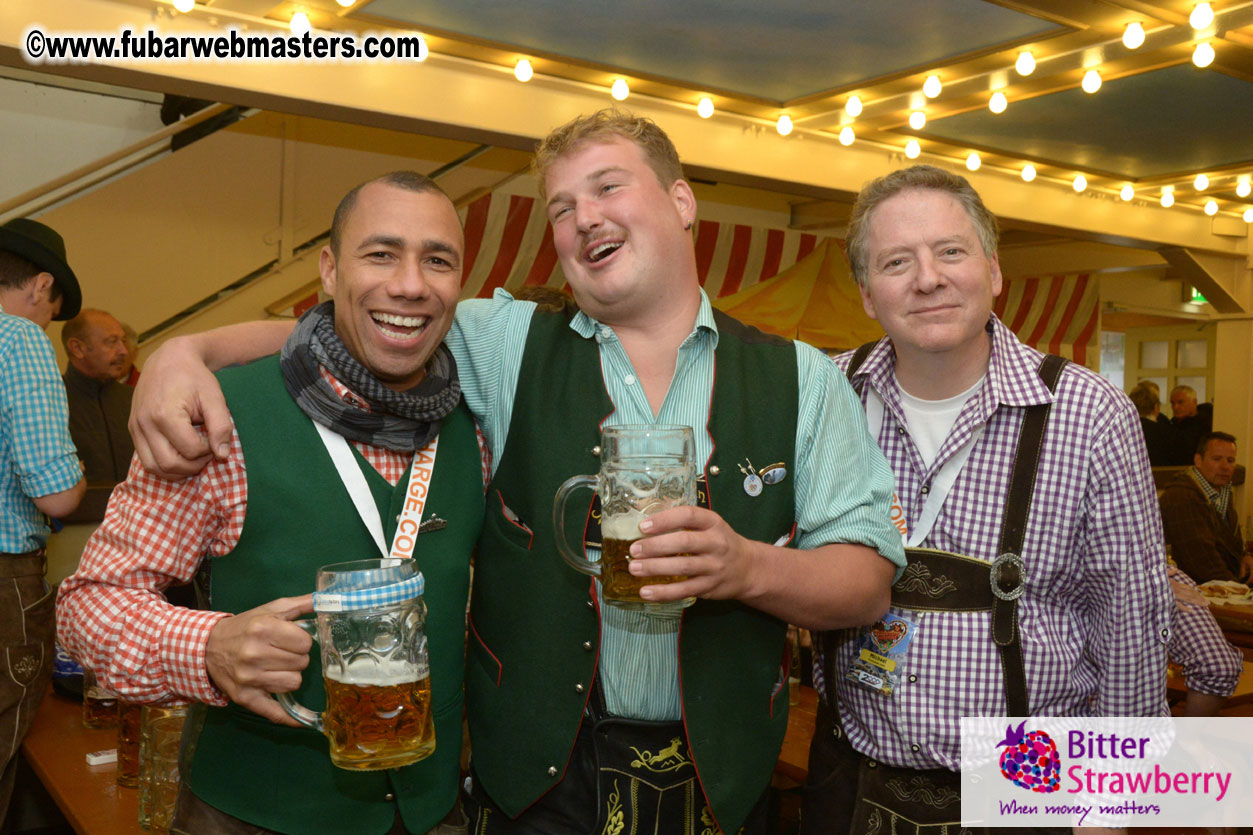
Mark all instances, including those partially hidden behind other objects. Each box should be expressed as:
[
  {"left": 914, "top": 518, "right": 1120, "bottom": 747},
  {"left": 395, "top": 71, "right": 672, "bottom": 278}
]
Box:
[{"left": 996, "top": 721, "right": 1061, "bottom": 793}]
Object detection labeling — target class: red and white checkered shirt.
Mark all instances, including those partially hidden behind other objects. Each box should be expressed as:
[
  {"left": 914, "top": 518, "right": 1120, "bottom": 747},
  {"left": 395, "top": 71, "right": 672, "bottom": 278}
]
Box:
[{"left": 56, "top": 369, "right": 488, "bottom": 706}]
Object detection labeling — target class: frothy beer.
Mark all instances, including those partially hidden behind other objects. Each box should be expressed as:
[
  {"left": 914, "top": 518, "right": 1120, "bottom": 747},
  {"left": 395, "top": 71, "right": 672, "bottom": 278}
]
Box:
[
  {"left": 321, "top": 668, "right": 434, "bottom": 771},
  {"left": 600, "top": 511, "right": 687, "bottom": 603}
]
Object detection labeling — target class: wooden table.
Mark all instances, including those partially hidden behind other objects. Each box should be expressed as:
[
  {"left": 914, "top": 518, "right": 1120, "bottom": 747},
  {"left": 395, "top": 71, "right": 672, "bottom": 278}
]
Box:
[
  {"left": 21, "top": 689, "right": 142, "bottom": 835},
  {"left": 775, "top": 684, "right": 818, "bottom": 784}
]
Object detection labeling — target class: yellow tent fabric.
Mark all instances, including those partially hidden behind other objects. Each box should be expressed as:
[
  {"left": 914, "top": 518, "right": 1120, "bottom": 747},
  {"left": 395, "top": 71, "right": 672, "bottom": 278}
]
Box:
[{"left": 712, "top": 238, "right": 883, "bottom": 352}]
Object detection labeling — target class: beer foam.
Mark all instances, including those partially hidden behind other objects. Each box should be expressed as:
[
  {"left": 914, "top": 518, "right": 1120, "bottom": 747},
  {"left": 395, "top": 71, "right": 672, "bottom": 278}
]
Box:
[
  {"left": 602, "top": 509, "right": 647, "bottom": 541},
  {"left": 325, "top": 666, "right": 421, "bottom": 687}
]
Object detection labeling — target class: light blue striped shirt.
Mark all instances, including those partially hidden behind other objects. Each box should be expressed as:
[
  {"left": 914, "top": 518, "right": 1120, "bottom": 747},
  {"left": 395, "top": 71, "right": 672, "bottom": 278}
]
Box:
[
  {"left": 449, "top": 289, "right": 903, "bottom": 719},
  {"left": 0, "top": 308, "right": 82, "bottom": 553}
]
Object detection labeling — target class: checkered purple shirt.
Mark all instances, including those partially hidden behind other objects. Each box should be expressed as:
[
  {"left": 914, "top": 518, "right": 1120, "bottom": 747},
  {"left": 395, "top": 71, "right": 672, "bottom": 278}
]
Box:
[{"left": 826, "top": 316, "right": 1173, "bottom": 771}]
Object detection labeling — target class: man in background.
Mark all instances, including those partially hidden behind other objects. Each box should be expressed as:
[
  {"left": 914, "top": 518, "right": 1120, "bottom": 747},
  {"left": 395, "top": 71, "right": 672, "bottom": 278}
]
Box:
[
  {"left": 0, "top": 217, "right": 84, "bottom": 824},
  {"left": 61, "top": 309, "right": 135, "bottom": 485},
  {"left": 1160, "top": 431, "right": 1248, "bottom": 583},
  {"left": 1129, "top": 380, "right": 1172, "bottom": 466},
  {"left": 1166, "top": 384, "right": 1213, "bottom": 465}
]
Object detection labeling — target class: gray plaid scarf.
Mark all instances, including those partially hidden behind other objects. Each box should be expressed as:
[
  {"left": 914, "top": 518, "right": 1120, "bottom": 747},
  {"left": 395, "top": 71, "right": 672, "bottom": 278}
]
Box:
[
  {"left": 1189, "top": 465, "right": 1231, "bottom": 520},
  {"left": 280, "top": 301, "right": 460, "bottom": 452}
]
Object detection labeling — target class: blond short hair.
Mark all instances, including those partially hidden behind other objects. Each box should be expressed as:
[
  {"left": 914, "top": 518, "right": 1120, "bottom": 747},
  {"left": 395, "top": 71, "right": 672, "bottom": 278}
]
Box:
[
  {"left": 532, "top": 109, "right": 685, "bottom": 201},
  {"left": 846, "top": 165, "right": 999, "bottom": 287}
]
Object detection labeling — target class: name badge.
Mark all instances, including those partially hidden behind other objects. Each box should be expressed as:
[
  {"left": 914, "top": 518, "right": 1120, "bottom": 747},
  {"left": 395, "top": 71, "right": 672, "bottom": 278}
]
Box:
[{"left": 845, "top": 612, "right": 919, "bottom": 697}]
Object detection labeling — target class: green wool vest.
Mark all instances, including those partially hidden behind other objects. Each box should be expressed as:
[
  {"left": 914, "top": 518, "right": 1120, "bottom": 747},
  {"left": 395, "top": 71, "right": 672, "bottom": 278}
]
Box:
[
  {"left": 188, "top": 356, "right": 483, "bottom": 835},
  {"left": 466, "top": 309, "right": 798, "bottom": 833}
]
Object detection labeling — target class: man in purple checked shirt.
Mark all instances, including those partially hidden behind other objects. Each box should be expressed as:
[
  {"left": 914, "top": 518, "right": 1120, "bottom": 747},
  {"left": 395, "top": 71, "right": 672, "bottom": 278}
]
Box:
[{"left": 800, "top": 165, "right": 1173, "bottom": 833}]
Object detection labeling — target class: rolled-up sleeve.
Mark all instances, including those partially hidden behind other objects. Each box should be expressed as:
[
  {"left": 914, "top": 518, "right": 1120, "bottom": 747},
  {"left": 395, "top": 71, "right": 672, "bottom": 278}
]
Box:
[{"left": 792, "top": 342, "right": 905, "bottom": 572}]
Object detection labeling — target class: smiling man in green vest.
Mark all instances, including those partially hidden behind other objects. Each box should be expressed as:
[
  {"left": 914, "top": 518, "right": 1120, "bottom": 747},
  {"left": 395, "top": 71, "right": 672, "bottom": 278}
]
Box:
[
  {"left": 122, "top": 110, "right": 906, "bottom": 834},
  {"left": 57, "top": 172, "right": 484, "bottom": 835}
]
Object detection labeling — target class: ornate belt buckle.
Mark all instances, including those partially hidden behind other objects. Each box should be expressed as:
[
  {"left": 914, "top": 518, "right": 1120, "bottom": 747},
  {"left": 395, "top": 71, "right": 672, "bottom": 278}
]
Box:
[{"left": 990, "top": 552, "right": 1026, "bottom": 601}]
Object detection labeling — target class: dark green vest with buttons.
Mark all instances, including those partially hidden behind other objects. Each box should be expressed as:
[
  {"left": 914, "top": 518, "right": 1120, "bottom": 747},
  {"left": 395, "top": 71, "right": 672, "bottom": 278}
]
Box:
[
  {"left": 187, "top": 355, "right": 483, "bottom": 835},
  {"left": 466, "top": 309, "right": 797, "bottom": 833}
]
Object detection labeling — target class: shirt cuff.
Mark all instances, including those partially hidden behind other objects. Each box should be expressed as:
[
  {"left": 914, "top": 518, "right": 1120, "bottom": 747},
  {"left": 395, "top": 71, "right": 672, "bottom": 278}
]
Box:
[
  {"left": 21, "top": 452, "right": 82, "bottom": 499},
  {"left": 159, "top": 608, "right": 232, "bottom": 706}
]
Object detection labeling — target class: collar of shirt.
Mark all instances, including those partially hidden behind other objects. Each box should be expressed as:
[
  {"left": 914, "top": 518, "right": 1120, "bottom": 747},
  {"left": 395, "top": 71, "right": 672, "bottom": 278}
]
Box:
[
  {"left": 568, "top": 288, "right": 719, "bottom": 349},
  {"left": 63, "top": 362, "right": 116, "bottom": 395},
  {"left": 1189, "top": 465, "right": 1231, "bottom": 518},
  {"left": 853, "top": 315, "right": 1057, "bottom": 416},
  {"left": 850, "top": 314, "right": 1059, "bottom": 477},
  {"left": 317, "top": 365, "right": 376, "bottom": 413}
]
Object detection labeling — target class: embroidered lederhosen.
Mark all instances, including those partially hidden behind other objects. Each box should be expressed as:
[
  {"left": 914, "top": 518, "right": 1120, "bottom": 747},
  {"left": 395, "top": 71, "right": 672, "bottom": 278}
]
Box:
[{"left": 801, "top": 343, "right": 1068, "bottom": 834}]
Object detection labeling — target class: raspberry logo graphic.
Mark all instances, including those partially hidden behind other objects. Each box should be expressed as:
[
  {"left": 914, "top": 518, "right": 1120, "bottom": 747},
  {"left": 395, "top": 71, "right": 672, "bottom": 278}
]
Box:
[{"left": 996, "top": 721, "right": 1061, "bottom": 793}]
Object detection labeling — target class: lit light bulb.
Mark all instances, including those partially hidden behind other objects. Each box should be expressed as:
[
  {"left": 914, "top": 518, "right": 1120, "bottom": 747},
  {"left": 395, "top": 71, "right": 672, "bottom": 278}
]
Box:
[
  {"left": 1161, "top": 188, "right": 1175, "bottom": 208},
  {"left": 1190, "top": 3, "right": 1214, "bottom": 29},
  {"left": 776, "top": 115, "right": 793, "bottom": 136},
  {"left": 1073, "top": 175, "right": 1088, "bottom": 193},
  {"left": 1244, "top": 208, "right": 1253, "bottom": 223},
  {"left": 611, "top": 79, "right": 629, "bottom": 101},
  {"left": 1082, "top": 70, "right": 1101, "bottom": 93},
  {"left": 845, "top": 96, "right": 863, "bottom": 118},
  {"left": 172, "top": 0, "right": 195, "bottom": 12},
  {"left": 1194, "top": 174, "right": 1209, "bottom": 191},
  {"left": 908, "top": 111, "right": 926, "bottom": 130},
  {"left": 1204, "top": 200, "right": 1218, "bottom": 216},
  {"left": 1193, "top": 42, "right": 1215, "bottom": 67},
  {"left": 514, "top": 59, "right": 533, "bottom": 82},
  {"left": 1021, "top": 164, "right": 1037, "bottom": 182},
  {"left": 1120, "top": 185, "right": 1134, "bottom": 201},
  {"left": 1237, "top": 178, "right": 1252, "bottom": 198},
  {"left": 697, "top": 97, "right": 714, "bottom": 119},
  {"left": 289, "top": 11, "right": 311, "bottom": 35},
  {"left": 905, "top": 140, "right": 921, "bottom": 159},
  {"left": 336, "top": 0, "right": 355, "bottom": 7},
  {"left": 923, "top": 75, "right": 942, "bottom": 98},
  {"left": 1122, "top": 22, "right": 1145, "bottom": 49},
  {"left": 966, "top": 153, "right": 981, "bottom": 172},
  {"left": 1015, "top": 51, "right": 1036, "bottom": 76},
  {"left": 989, "top": 92, "right": 1007, "bottom": 114},
  {"left": 839, "top": 126, "right": 855, "bottom": 146}
]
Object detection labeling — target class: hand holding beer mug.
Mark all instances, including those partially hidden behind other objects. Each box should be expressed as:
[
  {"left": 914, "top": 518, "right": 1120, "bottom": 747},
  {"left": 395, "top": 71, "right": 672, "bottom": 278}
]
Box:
[
  {"left": 276, "top": 559, "right": 435, "bottom": 771},
  {"left": 554, "top": 424, "right": 697, "bottom": 617}
]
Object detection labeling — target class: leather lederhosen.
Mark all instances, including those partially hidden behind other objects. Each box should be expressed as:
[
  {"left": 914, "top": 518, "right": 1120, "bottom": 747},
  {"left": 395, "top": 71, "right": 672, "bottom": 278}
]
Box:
[{"left": 465, "top": 682, "right": 769, "bottom": 835}]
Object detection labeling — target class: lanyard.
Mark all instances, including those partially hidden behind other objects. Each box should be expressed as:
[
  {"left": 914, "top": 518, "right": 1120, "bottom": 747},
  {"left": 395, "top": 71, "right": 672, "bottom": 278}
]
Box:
[
  {"left": 865, "top": 385, "right": 984, "bottom": 548},
  {"left": 314, "top": 422, "right": 439, "bottom": 561}
]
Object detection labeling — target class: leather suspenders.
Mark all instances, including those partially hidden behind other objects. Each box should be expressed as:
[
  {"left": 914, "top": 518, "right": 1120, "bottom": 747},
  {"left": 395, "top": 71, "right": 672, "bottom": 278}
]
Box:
[{"left": 841, "top": 340, "right": 1067, "bottom": 716}]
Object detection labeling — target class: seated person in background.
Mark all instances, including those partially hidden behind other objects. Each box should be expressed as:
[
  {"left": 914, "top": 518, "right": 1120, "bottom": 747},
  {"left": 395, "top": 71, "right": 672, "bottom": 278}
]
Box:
[
  {"left": 1165, "top": 384, "right": 1213, "bottom": 465},
  {"left": 1159, "top": 431, "right": 1248, "bottom": 583},
  {"left": 1129, "top": 381, "right": 1172, "bottom": 466},
  {"left": 1166, "top": 565, "right": 1244, "bottom": 716},
  {"left": 61, "top": 308, "right": 135, "bottom": 484}
]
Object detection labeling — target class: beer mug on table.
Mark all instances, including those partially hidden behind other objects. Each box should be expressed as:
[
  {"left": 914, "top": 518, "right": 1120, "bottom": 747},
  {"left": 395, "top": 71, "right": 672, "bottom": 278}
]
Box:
[
  {"left": 553, "top": 424, "right": 697, "bottom": 617},
  {"left": 276, "top": 559, "right": 434, "bottom": 771}
]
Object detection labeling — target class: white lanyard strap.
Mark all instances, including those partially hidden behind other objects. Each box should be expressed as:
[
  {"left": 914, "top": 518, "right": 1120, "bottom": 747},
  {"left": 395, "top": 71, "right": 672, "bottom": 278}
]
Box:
[
  {"left": 314, "top": 422, "right": 439, "bottom": 561},
  {"left": 865, "top": 386, "right": 984, "bottom": 548}
]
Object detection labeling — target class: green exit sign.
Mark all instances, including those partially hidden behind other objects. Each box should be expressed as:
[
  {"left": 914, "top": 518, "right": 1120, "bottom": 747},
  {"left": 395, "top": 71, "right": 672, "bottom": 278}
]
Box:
[{"left": 1190, "top": 287, "right": 1208, "bottom": 304}]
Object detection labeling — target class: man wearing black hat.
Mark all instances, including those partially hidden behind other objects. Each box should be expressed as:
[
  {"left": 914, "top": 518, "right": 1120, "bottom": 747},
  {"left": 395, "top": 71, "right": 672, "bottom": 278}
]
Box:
[{"left": 0, "top": 217, "right": 85, "bottom": 822}]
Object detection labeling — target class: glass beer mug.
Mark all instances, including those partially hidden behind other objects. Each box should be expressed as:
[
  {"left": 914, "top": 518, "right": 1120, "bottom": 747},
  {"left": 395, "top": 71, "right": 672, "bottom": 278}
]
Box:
[
  {"left": 276, "top": 559, "right": 434, "bottom": 771},
  {"left": 553, "top": 424, "right": 697, "bottom": 617}
]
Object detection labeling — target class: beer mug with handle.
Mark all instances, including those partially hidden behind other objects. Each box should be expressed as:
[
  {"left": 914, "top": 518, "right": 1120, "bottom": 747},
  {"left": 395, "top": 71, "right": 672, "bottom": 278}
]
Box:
[
  {"left": 276, "top": 558, "right": 435, "bottom": 771},
  {"left": 553, "top": 424, "right": 697, "bottom": 617}
]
